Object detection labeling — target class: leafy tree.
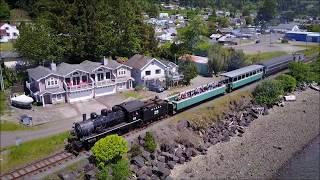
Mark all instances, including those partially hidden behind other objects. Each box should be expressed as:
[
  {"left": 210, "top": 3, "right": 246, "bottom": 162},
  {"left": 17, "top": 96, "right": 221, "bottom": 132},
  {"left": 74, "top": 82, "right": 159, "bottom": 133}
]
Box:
[
  {"left": 111, "top": 158, "right": 131, "bottom": 180},
  {"left": 193, "top": 40, "right": 210, "bottom": 57},
  {"left": 257, "top": 0, "right": 277, "bottom": 22},
  {"left": 276, "top": 74, "right": 297, "bottom": 93},
  {"left": 207, "top": 44, "right": 228, "bottom": 75},
  {"left": 216, "top": 16, "right": 230, "bottom": 28},
  {"left": 288, "top": 62, "right": 313, "bottom": 83},
  {"left": 0, "top": 0, "right": 10, "bottom": 20},
  {"left": 177, "top": 16, "right": 208, "bottom": 52},
  {"left": 245, "top": 16, "right": 253, "bottom": 25},
  {"left": 207, "top": 14, "right": 217, "bottom": 35},
  {"left": 15, "top": 19, "right": 64, "bottom": 64},
  {"left": 92, "top": 135, "right": 128, "bottom": 165},
  {"left": 144, "top": 131, "right": 157, "bottom": 153},
  {"left": 225, "top": 49, "right": 246, "bottom": 71},
  {"left": 253, "top": 80, "right": 284, "bottom": 106},
  {"left": 242, "top": 7, "right": 250, "bottom": 17},
  {"left": 2, "top": 64, "right": 17, "bottom": 88},
  {"left": 179, "top": 59, "right": 198, "bottom": 85}
]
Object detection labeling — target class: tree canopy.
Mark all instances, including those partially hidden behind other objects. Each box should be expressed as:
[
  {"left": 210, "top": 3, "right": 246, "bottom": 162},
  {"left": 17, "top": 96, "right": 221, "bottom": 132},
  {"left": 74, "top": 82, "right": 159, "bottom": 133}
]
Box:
[
  {"left": 0, "top": 0, "right": 10, "bottom": 20},
  {"left": 14, "top": 0, "right": 158, "bottom": 64},
  {"left": 92, "top": 135, "right": 128, "bottom": 165}
]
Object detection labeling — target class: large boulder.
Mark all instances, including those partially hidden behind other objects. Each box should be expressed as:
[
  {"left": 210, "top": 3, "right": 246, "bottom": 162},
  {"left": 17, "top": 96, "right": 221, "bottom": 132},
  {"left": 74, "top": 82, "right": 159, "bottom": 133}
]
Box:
[
  {"left": 176, "top": 120, "right": 191, "bottom": 131},
  {"left": 142, "top": 151, "right": 151, "bottom": 161},
  {"left": 167, "top": 161, "right": 176, "bottom": 169},
  {"left": 157, "top": 155, "right": 166, "bottom": 163},
  {"left": 132, "top": 156, "right": 145, "bottom": 168}
]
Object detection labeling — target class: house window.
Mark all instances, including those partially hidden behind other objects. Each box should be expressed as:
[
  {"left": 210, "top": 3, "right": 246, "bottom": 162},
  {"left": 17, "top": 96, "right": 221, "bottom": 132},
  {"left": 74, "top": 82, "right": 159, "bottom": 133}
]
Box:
[
  {"left": 82, "top": 76, "right": 87, "bottom": 83},
  {"left": 155, "top": 69, "right": 161, "bottom": 74},
  {"left": 5, "top": 27, "right": 9, "bottom": 30},
  {"left": 145, "top": 71, "right": 151, "bottom": 76},
  {"left": 47, "top": 77, "right": 58, "bottom": 87},
  {"left": 97, "top": 73, "right": 104, "bottom": 81},
  {"left": 73, "top": 76, "right": 80, "bottom": 85},
  {"left": 106, "top": 72, "right": 111, "bottom": 79},
  {"left": 13, "top": 32, "right": 17, "bottom": 36},
  {"left": 118, "top": 69, "right": 126, "bottom": 75}
]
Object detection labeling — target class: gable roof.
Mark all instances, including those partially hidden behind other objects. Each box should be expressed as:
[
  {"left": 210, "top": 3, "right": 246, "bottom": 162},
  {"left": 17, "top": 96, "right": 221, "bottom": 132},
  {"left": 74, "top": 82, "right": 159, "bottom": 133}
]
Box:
[
  {"left": 57, "top": 62, "right": 89, "bottom": 76},
  {"left": 126, "top": 54, "right": 168, "bottom": 70},
  {"left": 126, "top": 54, "right": 153, "bottom": 70},
  {"left": 27, "top": 66, "right": 59, "bottom": 81}
]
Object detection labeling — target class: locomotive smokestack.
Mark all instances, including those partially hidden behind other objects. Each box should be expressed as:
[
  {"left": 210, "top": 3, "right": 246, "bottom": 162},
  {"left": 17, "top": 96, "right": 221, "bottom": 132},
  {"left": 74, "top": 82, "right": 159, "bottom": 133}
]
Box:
[{"left": 82, "top": 114, "right": 86, "bottom": 121}]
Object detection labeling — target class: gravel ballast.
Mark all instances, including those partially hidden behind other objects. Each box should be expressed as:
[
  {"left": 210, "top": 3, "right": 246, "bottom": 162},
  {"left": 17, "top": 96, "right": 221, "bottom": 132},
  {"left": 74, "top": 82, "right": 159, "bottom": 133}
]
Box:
[{"left": 170, "top": 88, "right": 320, "bottom": 179}]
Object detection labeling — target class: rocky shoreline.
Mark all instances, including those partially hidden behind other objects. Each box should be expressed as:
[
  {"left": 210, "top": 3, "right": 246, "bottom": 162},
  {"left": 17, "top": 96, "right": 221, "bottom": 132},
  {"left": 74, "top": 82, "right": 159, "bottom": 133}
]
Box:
[{"left": 127, "top": 88, "right": 319, "bottom": 180}]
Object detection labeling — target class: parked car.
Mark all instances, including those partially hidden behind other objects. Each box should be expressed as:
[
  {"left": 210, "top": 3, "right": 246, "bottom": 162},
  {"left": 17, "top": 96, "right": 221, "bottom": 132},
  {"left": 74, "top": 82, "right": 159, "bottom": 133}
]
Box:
[{"left": 148, "top": 83, "right": 165, "bottom": 93}]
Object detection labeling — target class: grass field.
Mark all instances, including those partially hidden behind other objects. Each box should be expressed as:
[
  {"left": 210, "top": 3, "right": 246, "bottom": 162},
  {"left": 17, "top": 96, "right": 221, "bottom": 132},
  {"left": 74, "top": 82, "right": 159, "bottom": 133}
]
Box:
[
  {"left": 0, "top": 120, "right": 33, "bottom": 132},
  {"left": 121, "top": 91, "right": 144, "bottom": 99},
  {"left": 246, "top": 51, "right": 288, "bottom": 64},
  {"left": 171, "top": 91, "right": 252, "bottom": 129},
  {"left": 0, "top": 42, "right": 14, "bottom": 51},
  {"left": 0, "top": 132, "right": 70, "bottom": 173},
  {"left": 296, "top": 45, "right": 320, "bottom": 57}
]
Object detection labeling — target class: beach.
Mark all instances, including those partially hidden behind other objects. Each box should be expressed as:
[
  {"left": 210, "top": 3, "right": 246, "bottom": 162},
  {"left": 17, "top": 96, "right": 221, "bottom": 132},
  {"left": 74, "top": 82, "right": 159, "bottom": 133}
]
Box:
[{"left": 170, "top": 88, "right": 320, "bottom": 179}]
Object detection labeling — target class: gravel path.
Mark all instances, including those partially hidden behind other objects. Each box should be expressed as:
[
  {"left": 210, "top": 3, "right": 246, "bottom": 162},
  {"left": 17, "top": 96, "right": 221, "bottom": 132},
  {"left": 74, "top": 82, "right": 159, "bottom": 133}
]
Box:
[{"left": 170, "top": 88, "right": 320, "bottom": 179}]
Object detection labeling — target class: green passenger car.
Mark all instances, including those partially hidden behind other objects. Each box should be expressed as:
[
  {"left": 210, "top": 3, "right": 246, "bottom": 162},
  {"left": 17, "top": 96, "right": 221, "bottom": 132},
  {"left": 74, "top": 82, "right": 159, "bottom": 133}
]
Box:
[
  {"left": 221, "top": 65, "right": 264, "bottom": 91},
  {"left": 168, "top": 85, "right": 227, "bottom": 111}
]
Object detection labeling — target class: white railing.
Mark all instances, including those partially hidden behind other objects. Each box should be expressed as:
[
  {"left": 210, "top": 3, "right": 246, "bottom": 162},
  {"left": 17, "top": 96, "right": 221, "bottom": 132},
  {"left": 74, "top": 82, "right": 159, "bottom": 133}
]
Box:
[
  {"left": 95, "top": 80, "right": 115, "bottom": 87},
  {"left": 64, "top": 82, "right": 94, "bottom": 92}
]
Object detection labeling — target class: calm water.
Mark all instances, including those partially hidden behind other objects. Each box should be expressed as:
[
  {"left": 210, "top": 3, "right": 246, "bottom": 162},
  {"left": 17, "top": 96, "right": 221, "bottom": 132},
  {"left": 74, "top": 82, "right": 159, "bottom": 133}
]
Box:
[{"left": 276, "top": 135, "right": 320, "bottom": 180}]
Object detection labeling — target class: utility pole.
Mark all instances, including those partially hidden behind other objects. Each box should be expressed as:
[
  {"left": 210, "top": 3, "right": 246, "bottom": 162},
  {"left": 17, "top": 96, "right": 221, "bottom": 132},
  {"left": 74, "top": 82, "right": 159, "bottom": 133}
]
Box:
[{"left": 0, "top": 54, "right": 4, "bottom": 91}]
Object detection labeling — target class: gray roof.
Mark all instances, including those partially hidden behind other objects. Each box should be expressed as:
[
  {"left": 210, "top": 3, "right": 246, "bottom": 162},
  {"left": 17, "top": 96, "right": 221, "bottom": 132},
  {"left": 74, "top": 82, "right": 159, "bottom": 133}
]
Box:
[
  {"left": 260, "top": 54, "right": 293, "bottom": 67},
  {"left": 57, "top": 62, "right": 88, "bottom": 76},
  {"left": 271, "top": 22, "right": 299, "bottom": 30},
  {"left": 221, "top": 65, "right": 264, "bottom": 78},
  {"left": 28, "top": 59, "right": 129, "bottom": 81},
  {"left": 27, "top": 66, "right": 55, "bottom": 81},
  {"left": 125, "top": 54, "right": 153, "bottom": 70},
  {"left": 159, "top": 59, "right": 178, "bottom": 68}
]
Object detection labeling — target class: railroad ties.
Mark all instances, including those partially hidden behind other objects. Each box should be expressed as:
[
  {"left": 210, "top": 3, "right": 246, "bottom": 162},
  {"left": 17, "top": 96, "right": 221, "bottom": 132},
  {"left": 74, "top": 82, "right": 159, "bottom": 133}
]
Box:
[{"left": 0, "top": 151, "right": 75, "bottom": 180}]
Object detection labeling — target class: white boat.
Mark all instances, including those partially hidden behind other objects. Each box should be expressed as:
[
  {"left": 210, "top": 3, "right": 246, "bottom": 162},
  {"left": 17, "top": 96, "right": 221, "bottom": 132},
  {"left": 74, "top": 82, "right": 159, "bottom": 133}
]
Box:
[{"left": 11, "top": 95, "right": 33, "bottom": 109}]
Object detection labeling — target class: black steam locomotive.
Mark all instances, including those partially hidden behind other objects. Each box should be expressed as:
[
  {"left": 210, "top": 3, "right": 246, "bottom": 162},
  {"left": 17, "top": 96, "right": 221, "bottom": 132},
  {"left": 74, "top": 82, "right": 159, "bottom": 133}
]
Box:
[{"left": 69, "top": 97, "right": 168, "bottom": 150}]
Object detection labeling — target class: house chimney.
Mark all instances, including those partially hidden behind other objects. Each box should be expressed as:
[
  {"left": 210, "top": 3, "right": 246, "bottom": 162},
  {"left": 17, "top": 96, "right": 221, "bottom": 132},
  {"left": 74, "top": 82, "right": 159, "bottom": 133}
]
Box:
[
  {"left": 50, "top": 62, "right": 57, "bottom": 71},
  {"left": 102, "top": 56, "right": 109, "bottom": 65},
  {"left": 82, "top": 114, "right": 86, "bottom": 121}
]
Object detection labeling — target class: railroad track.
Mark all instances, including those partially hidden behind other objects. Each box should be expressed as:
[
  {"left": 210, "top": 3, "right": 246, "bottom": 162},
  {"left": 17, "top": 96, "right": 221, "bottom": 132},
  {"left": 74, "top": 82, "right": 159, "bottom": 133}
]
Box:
[{"left": 0, "top": 151, "right": 76, "bottom": 180}]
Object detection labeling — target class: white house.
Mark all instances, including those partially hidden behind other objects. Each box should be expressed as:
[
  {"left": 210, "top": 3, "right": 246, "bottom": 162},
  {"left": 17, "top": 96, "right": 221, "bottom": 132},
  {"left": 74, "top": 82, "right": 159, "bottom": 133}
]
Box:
[
  {"left": 125, "top": 54, "right": 183, "bottom": 88},
  {"left": 0, "top": 23, "right": 19, "bottom": 43}
]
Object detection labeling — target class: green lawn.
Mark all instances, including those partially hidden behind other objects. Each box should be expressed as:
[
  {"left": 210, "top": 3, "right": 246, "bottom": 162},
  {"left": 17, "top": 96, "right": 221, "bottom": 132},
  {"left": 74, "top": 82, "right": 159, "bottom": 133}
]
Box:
[
  {"left": 0, "top": 120, "right": 33, "bottom": 132},
  {"left": 0, "top": 42, "right": 14, "bottom": 51},
  {"left": 121, "top": 91, "right": 144, "bottom": 99},
  {"left": 0, "top": 132, "right": 70, "bottom": 173},
  {"left": 296, "top": 45, "right": 320, "bottom": 57},
  {"left": 246, "top": 51, "right": 288, "bottom": 64}
]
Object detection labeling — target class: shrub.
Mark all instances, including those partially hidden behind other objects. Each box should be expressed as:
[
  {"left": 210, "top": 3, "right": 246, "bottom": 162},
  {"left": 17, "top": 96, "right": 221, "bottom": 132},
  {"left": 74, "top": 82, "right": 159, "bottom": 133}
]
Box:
[
  {"left": 288, "top": 62, "right": 314, "bottom": 83},
  {"left": 144, "top": 132, "right": 157, "bottom": 153},
  {"left": 281, "top": 39, "right": 289, "bottom": 43},
  {"left": 111, "top": 158, "right": 131, "bottom": 180},
  {"left": 129, "top": 144, "right": 142, "bottom": 158},
  {"left": 97, "top": 166, "right": 112, "bottom": 180},
  {"left": 253, "top": 80, "right": 284, "bottom": 106},
  {"left": 92, "top": 135, "right": 128, "bottom": 165},
  {"left": 276, "top": 74, "right": 297, "bottom": 93},
  {"left": 134, "top": 84, "right": 144, "bottom": 91}
]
